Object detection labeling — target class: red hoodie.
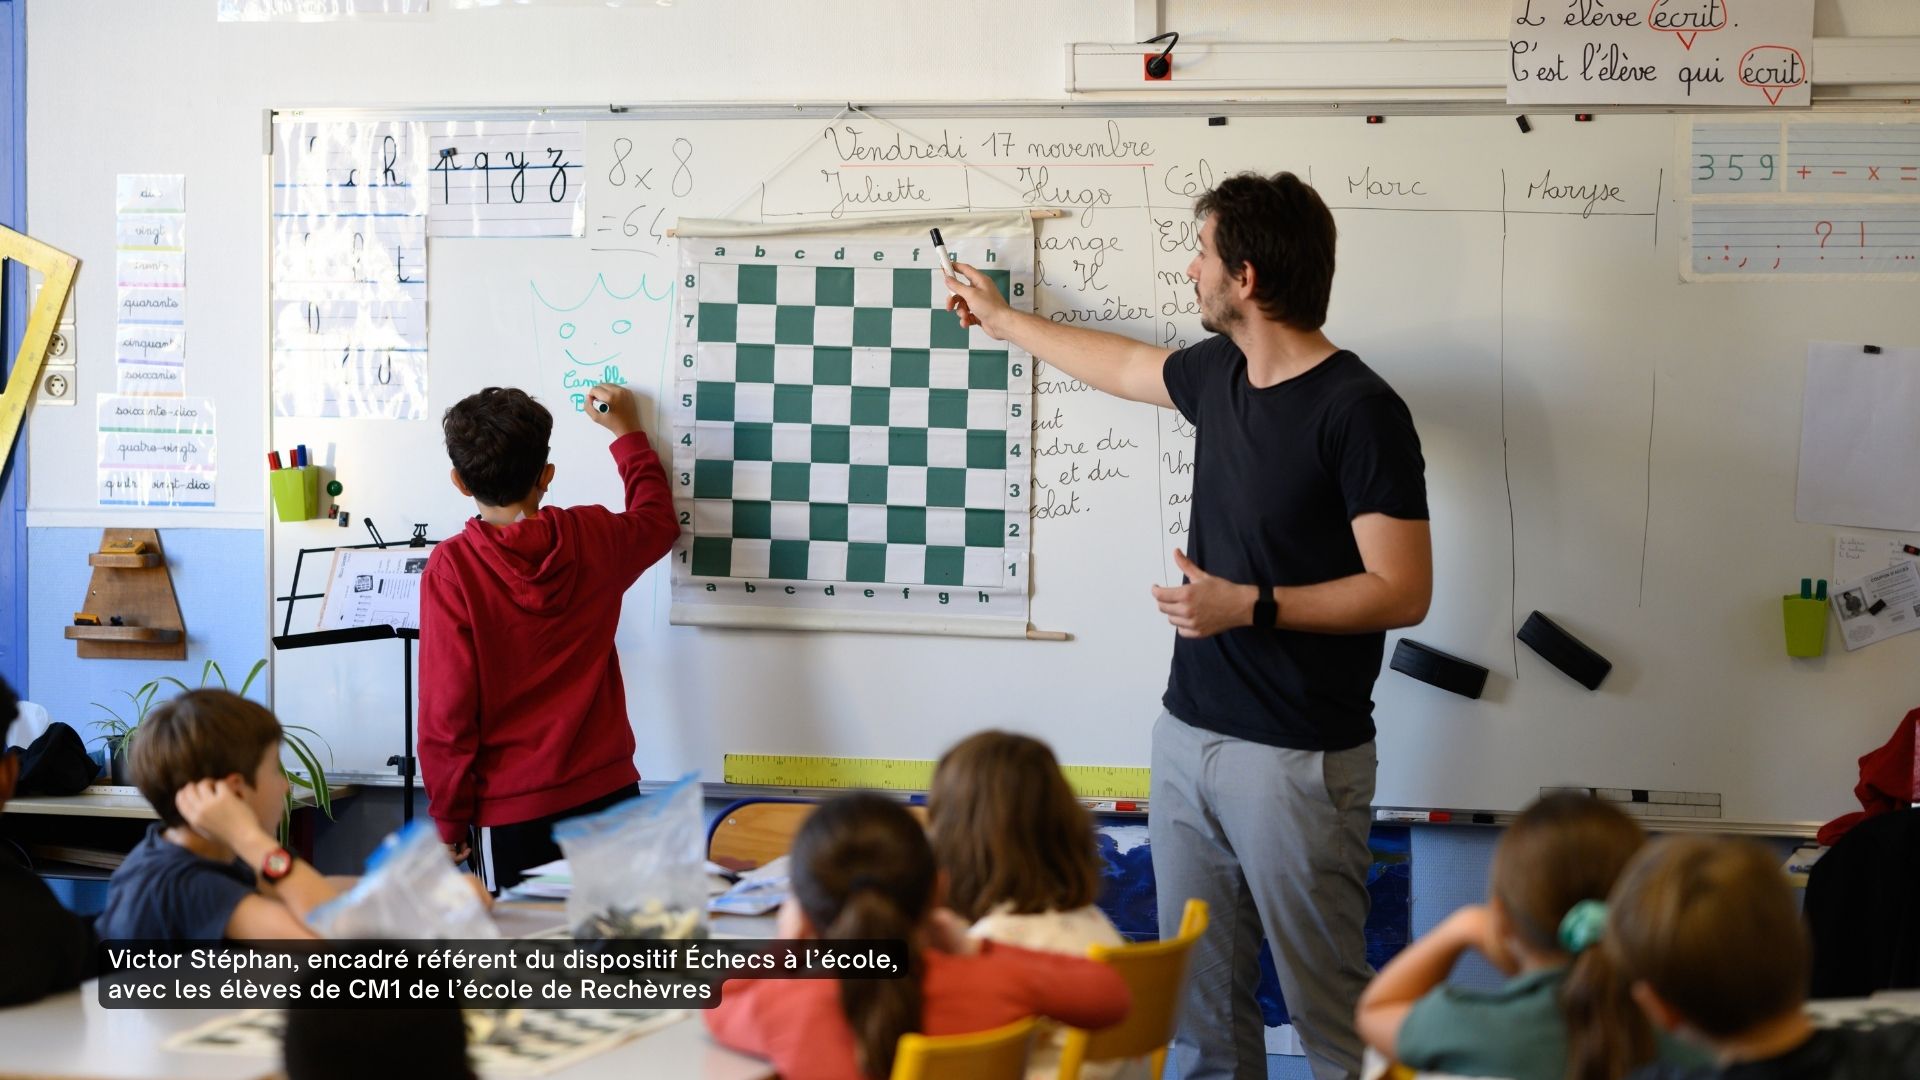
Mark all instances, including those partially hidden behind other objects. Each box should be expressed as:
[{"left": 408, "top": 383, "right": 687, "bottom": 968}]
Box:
[{"left": 418, "top": 431, "right": 678, "bottom": 845}]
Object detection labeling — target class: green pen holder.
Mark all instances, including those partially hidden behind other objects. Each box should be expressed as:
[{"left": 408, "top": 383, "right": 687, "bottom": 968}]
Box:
[
  {"left": 271, "top": 466, "right": 320, "bottom": 523},
  {"left": 1782, "top": 595, "right": 1828, "bottom": 659}
]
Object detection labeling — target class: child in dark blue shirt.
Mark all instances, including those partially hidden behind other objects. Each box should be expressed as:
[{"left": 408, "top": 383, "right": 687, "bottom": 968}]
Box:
[{"left": 95, "top": 690, "right": 343, "bottom": 941}]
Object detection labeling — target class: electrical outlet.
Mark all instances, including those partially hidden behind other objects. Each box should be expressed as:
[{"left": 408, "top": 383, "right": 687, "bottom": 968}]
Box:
[
  {"left": 31, "top": 277, "right": 77, "bottom": 364},
  {"left": 39, "top": 366, "right": 76, "bottom": 406}
]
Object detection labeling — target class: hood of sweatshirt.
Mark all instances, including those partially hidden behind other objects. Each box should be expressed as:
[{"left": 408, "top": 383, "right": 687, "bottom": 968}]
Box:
[{"left": 458, "top": 508, "right": 580, "bottom": 617}]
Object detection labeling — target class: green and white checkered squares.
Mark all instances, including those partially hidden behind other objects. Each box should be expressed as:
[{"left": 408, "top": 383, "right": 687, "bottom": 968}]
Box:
[
  {"left": 687, "top": 536, "right": 1005, "bottom": 587},
  {"left": 680, "top": 256, "right": 1027, "bottom": 592},
  {"left": 698, "top": 265, "right": 988, "bottom": 350}
]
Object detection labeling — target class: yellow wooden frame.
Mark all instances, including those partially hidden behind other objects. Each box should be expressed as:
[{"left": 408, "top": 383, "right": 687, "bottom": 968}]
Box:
[{"left": 0, "top": 224, "right": 80, "bottom": 477}]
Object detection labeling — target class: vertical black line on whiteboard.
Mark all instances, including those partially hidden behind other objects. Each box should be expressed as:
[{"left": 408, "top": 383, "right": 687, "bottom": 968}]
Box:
[
  {"left": 1142, "top": 166, "right": 1170, "bottom": 586},
  {"left": 1500, "top": 168, "right": 1518, "bottom": 675},
  {"left": 1652, "top": 166, "right": 1662, "bottom": 247}
]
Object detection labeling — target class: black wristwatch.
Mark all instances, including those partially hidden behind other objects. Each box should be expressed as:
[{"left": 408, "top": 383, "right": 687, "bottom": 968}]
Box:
[{"left": 1252, "top": 590, "right": 1278, "bottom": 630}]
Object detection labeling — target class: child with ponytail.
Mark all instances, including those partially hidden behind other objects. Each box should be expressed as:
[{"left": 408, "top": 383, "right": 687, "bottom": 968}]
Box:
[
  {"left": 1356, "top": 793, "right": 1703, "bottom": 1080},
  {"left": 704, "top": 792, "right": 1131, "bottom": 1080}
]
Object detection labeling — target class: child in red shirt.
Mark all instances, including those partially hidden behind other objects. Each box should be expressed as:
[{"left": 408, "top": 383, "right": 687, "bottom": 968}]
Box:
[
  {"left": 419, "top": 384, "right": 676, "bottom": 890},
  {"left": 705, "top": 793, "right": 1132, "bottom": 1080}
]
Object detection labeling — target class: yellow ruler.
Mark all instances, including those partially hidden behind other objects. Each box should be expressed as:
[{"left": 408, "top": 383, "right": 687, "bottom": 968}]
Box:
[
  {"left": 0, "top": 227, "right": 80, "bottom": 479},
  {"left": 723, "top": 753, "right": 1152, "bottom": 800}
]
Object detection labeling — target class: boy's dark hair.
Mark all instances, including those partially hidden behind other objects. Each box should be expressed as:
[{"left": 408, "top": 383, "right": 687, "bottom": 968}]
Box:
[
  {"left": 791, "top": 793, "right": 935, "bottom": 1079},
  {"left": 1194, "top": 171, "right": 1337, "bottom": 330},
  {"left": 131, "top": 690, "right": 282, "bottom": 828},
  {"left": 929, "top": 730, "right": 1103, "bottom": 921},
  {"left": 441, "top": 387, "right": 553, "bottom": 507}
]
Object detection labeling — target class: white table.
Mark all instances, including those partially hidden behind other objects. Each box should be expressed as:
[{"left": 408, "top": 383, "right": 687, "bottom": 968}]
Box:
[{"left": 0, "top": 903, "right": 778, "bottom": 1080}]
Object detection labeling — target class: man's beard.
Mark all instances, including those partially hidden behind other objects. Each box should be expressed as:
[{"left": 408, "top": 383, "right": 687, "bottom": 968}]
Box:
[{"left": 1197, "top": 287, "right": 1236, "bottom": 336}]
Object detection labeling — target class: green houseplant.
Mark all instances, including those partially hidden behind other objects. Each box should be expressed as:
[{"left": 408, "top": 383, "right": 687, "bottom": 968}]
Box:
[{"left": 92, "top": 659, "right": 334, "bottom": 842}]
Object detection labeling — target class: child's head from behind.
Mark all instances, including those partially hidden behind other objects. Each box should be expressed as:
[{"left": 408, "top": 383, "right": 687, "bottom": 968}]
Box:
[
  {"left": 789, "top": 792, "right": 933, "bottom": 1079},
  {"left": 1491, "top": 792, "right": 1645, "bottom": 957},
  {"left": 791, "top": 791, "right": 936, "bottom": 938},
  {"left": 442, "top": 387, "right": 554, "bottom": 507},
  {"left": 1606, "top": 836, "right": 1809, "bottom": 1041},
  {"left": 132, "top": 689, "right": 286, "bottom": 831},
  {"left": 928, "top": 729, "right": 1101, "bottom": 921},
  {"left": 1492, "top": 795, "right": 1651, "bottom": 1080}
]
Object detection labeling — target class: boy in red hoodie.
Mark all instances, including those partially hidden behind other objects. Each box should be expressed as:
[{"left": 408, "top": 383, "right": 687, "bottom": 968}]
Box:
[{"left": 420, "top": 383, "right": 678, "bottom": 890}]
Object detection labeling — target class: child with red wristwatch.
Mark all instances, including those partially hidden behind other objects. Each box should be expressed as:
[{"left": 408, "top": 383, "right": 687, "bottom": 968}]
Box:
[{"left": 96, "top": 689, "right": 484, "bottom": 941}]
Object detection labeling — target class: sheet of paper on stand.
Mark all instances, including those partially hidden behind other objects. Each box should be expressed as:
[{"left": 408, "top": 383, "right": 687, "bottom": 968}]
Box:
[{"left": 317, "top": 547, "right": 429, "bottom": 630}]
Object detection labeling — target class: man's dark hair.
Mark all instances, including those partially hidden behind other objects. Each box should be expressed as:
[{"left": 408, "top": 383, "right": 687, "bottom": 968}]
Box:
[
  {"left": 1195, "top": 171, "right": 1337, "bottom": 330},
  {"left": 441, "top": 387, "right": 553, "bottom": 507}
]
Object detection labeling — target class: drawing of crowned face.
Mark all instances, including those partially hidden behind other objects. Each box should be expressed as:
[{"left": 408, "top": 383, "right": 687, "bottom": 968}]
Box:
[{"left": 530, "top": 274, "right": 664, "bottom": 412}]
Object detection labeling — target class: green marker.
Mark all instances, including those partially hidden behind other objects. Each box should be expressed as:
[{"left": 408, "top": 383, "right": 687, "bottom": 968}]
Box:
[
  {"left": 1815, "top": 579, "right": 1828, "bottom": 601},
  {"left": 1801, "top": 578, "right": 1812, "bottom": 599}
]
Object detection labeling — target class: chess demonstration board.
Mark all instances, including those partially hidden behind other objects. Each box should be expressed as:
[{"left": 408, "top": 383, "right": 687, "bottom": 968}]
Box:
[{"left": 669, "top": 225, "right": 1035, "bottom": 633}]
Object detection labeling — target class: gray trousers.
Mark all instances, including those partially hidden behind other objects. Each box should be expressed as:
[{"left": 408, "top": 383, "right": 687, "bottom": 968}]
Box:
[{"left": 1149, "top": 711, "right": 1377, "bottom": 1080}]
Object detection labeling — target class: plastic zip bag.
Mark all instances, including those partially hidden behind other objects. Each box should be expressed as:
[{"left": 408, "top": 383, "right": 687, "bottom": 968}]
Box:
[
  {"left": 309, "top": 821, "right": 498, "bottom": 939},
  {"left": 554, "top": 773, "right": 708, "bottom": 940}
]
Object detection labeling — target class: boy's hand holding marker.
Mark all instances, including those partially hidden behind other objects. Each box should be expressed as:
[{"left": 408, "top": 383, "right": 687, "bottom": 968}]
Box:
[{"left": 585, "top": 382, "right": 643, "bottom": 439}]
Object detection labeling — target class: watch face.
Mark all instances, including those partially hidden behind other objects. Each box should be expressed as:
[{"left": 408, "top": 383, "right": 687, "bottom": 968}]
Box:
[{"left": 263, "top": 849, "right": 292, "bottom": 878}]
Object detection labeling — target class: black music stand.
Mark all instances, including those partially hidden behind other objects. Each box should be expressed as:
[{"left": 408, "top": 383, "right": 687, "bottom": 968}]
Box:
[{"left": 273, "top": 531, "right": 437, "bottom": 824}]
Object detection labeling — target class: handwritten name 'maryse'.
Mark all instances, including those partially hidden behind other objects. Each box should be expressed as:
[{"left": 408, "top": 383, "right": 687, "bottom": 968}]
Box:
[{"left": 1526, "top": 169, "right": 1625, "bottom": 218}]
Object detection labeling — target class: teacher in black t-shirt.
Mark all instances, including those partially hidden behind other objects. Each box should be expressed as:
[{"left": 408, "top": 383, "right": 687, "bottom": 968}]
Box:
[{"left": 945, "top": 172, "right": 1431, "bottom": 1080}]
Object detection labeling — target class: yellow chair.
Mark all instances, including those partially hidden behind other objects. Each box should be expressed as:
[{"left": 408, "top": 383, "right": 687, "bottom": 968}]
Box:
[
  {"left": 890, "top": 1016, "right": 1038, "bottom": 1080},
  {"left": 1056, "top": 898, "right": 1210, "bottom": 1080}
]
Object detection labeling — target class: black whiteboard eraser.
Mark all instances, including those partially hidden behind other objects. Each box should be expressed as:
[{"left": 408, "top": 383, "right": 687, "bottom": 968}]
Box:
[
  {"left": 1390, "top": 639, "right": 1489, "bottom": 699},
  {"left": 1517, "top": 611, "right": 1612, "bottom": 690},
  {"left": 1208, "top": 116, "right": 1227, "bottom": 126}
]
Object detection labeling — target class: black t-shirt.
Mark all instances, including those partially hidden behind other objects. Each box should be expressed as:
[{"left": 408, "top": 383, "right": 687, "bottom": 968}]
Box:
[
  {"left": 1632, "top": 1022, "right": 1920, "bottom": 1080},
  {"left": 94, "top": 824, "right": 258, "bottom": 941},
  {"left": 1160, "top": 337, "right": 1428, "bottom": 751},
  {"left": 0, "top": 848, "right": 95, "bottom": 1005}
]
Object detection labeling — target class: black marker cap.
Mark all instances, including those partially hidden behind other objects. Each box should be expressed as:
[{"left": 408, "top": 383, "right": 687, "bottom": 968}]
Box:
[{"left": 929, "top": 228, "right": 945, "bottom": 247}]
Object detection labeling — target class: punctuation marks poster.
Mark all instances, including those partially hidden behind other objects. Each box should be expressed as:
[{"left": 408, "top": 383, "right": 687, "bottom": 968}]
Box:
[{"left": 1509, "top": 0, "right": 1813, "bottom": 107}]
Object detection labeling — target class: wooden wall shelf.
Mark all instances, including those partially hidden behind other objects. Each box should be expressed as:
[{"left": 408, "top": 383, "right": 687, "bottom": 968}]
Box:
[
  {"left": 64, "top": 626, "right": 183, "bottom": 644},
  {"left": 87, "top": 552, "right": 165, "bottom": 569},
  {"left": 73, "top": 529, "right": 186, "bottom": 660}
]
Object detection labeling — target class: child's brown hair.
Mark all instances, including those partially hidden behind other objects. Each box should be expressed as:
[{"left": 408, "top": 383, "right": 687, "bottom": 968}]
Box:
[
  {"left": 131, "top": 689, "right": 282, "bottom": 828},
  {"left": 441, "top": 386, "right": 552, "bottom": 507},
  {"left": 789, "top": 792, "right": 935, "bottom": 1079},
  {"left": 1605, "top": 836, "right": 1810, "bottom": 1039},
  {"left": 1488, "top": 793, "right": 1650, "bottom": 1080},
  {"left": 927, "top": 730, "right": 1103, "bottom": 922}
]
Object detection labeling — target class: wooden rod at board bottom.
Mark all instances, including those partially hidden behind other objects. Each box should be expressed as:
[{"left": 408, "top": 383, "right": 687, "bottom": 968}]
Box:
[{"left": 666, "top": 208, "right": 1067, "bottom": 237}]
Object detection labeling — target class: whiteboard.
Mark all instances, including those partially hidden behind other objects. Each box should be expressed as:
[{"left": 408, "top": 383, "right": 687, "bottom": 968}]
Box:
[{"left": 268, "top": 107, "right": 1920, "bottom": 826}]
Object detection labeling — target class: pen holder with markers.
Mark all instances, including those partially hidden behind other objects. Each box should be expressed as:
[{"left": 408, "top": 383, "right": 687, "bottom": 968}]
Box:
[
  {"left": 1782, "top": 595, "right": 1828, "bottom": 659},
  {"left": 271, "top": 467, "right": 321, "bottom": 523}
]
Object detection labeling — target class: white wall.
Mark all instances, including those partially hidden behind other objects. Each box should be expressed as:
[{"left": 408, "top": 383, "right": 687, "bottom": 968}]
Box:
[{"left": 24, "top": 0, "right": 1126, "bottom": 521}]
